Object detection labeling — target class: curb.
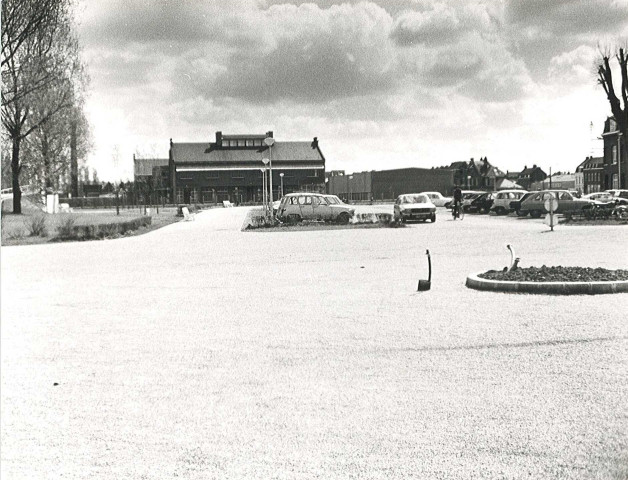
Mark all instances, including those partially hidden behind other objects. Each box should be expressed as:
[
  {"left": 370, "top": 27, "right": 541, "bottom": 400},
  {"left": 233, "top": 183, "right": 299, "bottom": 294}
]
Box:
[{"left": 466, "top": 271, "right": 628, "bottom": 295}]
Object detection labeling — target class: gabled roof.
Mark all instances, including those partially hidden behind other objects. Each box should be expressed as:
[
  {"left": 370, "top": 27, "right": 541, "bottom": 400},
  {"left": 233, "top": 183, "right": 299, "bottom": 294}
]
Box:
[
  {"left": 171, "top": 141, "right": 324, "bottom": 164},
  {"left": 449, "top": 161, "right": 468, "bottom": 169},
  {"left": 520, "top": 166, "right": 545, "bottom": 175},
  {"left": 134, "top": 158, "right": 169, "bottom": 176}
]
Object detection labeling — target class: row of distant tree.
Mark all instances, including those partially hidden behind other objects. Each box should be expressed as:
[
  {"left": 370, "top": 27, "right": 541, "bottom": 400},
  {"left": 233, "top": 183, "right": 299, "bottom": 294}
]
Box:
[{"left": 2, "top": 0, "right": 91, "bottom": 213}]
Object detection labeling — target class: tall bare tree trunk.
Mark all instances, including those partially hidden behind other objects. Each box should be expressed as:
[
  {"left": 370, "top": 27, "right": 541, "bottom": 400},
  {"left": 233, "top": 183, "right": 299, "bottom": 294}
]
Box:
[
  {"left": 70, "top": 119, "right": 77, "bottom": 197},
  {"left": 11, "top": 136, "right": 22, "bottom": 214}
]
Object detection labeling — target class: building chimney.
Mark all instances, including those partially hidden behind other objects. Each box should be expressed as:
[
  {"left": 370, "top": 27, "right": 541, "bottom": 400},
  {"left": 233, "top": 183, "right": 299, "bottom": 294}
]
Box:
[
  {"left": 216, "top": 131, "right": 222, "bottom": 144},
  {"left": 311, "top": 137, "right": 318, "bottom": 149},
  {"left": 265, "top": 131, "right": 273, "bottom": 139}
]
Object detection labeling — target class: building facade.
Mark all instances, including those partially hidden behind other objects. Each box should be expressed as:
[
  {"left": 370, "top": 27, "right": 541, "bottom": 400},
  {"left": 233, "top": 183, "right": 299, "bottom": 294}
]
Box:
[
  {"left": 576, "top": 156, "right": 604, "bottom": 194},
  {"left": 514, "top": 165, "right": 547, "bottom": 190},
  {"left": 532, "top": 173, "right": 576, "bottom": 191},
  {"left": 602, "top": 117, "right": 627, "bottom": 189},
  {"left": 326, "top": 167, "right": 455, "bottom": 201},
  {"left": 169, "top": 132, "right": 326, "bottom": 204}
]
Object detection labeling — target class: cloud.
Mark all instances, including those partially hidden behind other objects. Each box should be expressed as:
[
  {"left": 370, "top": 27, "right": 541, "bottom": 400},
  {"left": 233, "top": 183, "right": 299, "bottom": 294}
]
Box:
[
  {"left": 211, "top": 3, "right": 397, "bottom": 103},
  {"left": 390, "top": 2, "right": 495, "bottom": 47},
  {"left": 548, "top": 45, "right": 598, "bottom": 83},
  {"left": 505, "top": 0, "right": 628, "bottom": 36}
]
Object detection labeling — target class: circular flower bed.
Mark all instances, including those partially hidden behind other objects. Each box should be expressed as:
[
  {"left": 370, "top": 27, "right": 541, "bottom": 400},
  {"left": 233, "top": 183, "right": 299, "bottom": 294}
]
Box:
[{"left": 478, "top": 266, "right": 628, "bottom": 282}]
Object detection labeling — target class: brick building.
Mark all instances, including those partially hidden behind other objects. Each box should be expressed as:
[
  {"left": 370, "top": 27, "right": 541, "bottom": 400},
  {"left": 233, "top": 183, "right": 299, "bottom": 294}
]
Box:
[
  {"left": 169, "top": 132, "right": 325, "bottom": 204},
  {"left": 512, "top": 165, "right": 547, "bottom": 190},
  {"left": 576, "top": 156, "right": 604, "bottom": 194},
  {"left": 601, "top": 117, "right": 627, "bottom": 189},
  {"left": 327, "top": 167, "right": 455, "bottom": 201}
]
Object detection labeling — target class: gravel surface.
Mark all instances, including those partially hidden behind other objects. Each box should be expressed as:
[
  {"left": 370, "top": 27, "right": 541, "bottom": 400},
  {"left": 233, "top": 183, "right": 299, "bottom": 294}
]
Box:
[
  {"left": 2, "top": 206, "right": 627, "bottom": 479},
  {"left": 479, "top": 266, "right": 628, "bottom": 282}
]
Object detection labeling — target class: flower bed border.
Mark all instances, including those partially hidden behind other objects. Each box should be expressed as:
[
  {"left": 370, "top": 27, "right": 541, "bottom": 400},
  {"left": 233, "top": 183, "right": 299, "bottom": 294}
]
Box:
[{"left": 466, "top": 271, "right": 628, "bottom": 295}]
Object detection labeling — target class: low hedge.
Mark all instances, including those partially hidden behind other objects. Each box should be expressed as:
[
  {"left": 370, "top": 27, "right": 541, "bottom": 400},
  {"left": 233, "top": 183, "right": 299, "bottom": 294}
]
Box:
[{"left": 56, "top": 216, "right": 152, "bottom": 240}]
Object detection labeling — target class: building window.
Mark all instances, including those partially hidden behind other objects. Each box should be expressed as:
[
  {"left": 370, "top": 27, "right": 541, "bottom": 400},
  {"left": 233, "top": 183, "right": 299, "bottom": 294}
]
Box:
[
  {"left": 612, "top": 145, "right": 618, "bottom": 164},
  {"left": 222, "top": 140, "right": 229, "bottom": 147},
  {"left": 229, "top": 140, "right": 237, "bottom": 147},
  {"left": 308, "top": 169, "right": 318, "bottom": 178},
  {"left": 254, "top": 139, "right": 262, "bottom": 146},
  {"left": 237, "top": 139, "right": 245, "bottom": 147},
  {"left": 246, "top": 139, "right": 253, "bottom": 146},
  {"left": 176, "top": 189, "right": 184, "bottom": 203},
  {"left": 613, "top": 173, "right": 619, "bottom": 189}
]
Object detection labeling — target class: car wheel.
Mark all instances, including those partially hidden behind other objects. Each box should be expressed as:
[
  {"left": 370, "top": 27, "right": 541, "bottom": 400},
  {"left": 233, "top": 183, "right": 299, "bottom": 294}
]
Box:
[
  {"left": 288, "top": 214, "right": 301, "bottom": 224},
  {"left": 337, "top": 212, "right": 351, "bottom": 224},
  {"left": 516, "top": 209, "right": 527, "bottom": 217},
  {"left": 530, "top": 210, "right": 542, "bottom": 218},
  {"left": 431, "top": 215, "right": 436, "bottom": 223}
]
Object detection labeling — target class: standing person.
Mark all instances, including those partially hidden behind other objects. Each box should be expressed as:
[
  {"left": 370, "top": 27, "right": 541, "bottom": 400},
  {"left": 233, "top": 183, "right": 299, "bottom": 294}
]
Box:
[{"left": 452, "top": 185, "right": 463, "bottom": 217}]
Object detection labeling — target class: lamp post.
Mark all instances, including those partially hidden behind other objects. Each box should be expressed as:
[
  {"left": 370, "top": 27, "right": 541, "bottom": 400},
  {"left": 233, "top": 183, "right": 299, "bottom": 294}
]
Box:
[
  {"left": 264, "top": 136, "right": 275, "bottom": 219},
  {"left": 261, "top": 159, "right": 269, "bottom": 217},
  {"left": 279, "top": 172, "right": 284, "bottom": 197}
]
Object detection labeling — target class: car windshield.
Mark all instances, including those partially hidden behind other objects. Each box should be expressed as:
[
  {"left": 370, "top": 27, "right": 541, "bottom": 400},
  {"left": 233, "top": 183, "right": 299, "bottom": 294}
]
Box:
[
  {"left": 326, "top": 196, "right": 340, "bottom": 204},
  {"left": 400, "top": 194, "right": 428, "bottom": 204}
]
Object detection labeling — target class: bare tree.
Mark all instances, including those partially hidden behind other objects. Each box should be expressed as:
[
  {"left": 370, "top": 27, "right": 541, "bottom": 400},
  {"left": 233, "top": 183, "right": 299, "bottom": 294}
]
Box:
[
  {"left": 597, "top": 47, "right": 628, "bottom": 153},
  {"left": 1, "top": 0, "right": 85, "bottom": 213}
]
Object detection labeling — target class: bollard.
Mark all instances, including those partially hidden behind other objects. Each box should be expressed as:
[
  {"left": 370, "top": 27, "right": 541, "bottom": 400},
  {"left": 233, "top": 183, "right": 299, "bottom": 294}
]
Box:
[{"left": 417, "top": 249, "right": 432, "bottom": 291}]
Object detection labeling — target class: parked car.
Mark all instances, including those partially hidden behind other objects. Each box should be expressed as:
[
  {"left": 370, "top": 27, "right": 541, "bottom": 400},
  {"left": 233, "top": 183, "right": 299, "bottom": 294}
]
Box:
[
  {"left": 583, "top": 192, "right": 614, "bottom": 203},
  {"left": 393, "top": 193, "right": 436, "bottom": 223},
  {"left": 606, "top": 189, "right": 628, "bottom": 199},
  {"left": 276, "top": 192, "right": 355, "bottom": 224},
  {"left": 323, "top": 194, "right": 345, "bottom": 205},
  {"left": 518, "top": 190, "right": 594, "bottom": 218},
  {"left": 467, "top": 192, "right": 494, "bottom": 214},
  {"left": 604, "top": 189, "right": 628, "bottom": 204},
  {"left": 509, "top": 192, "right": 535, "bottom": 216},
  {"left": 420, "top": 191, "right": 452, "bottom": 207},
  {"left": 491, "top": 189, "right": 528, "bottom": 215},
  {"left": 444, "top": 190, "right": 483, "bottom": 209}
]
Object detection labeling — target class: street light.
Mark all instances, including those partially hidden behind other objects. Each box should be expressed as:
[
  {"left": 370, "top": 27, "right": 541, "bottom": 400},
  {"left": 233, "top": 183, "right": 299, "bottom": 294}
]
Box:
[
  {"left": 279, "top": 172, "right": 284, "bottom": 197},
  {"left": 264, "top": 137, "right": 275, "bottom": 219},
  {"left": 262, "top": 158, "right": 269, "bottom": 217}
]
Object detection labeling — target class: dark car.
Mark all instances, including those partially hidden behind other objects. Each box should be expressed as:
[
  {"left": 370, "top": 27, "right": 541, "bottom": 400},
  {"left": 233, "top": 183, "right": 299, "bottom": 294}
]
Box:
[
  {"left": 509, "top": 192, "right": 535, "bottom": 216},
  {"left": 519, "top": 190, "right": 594, "bottom": 218},
  {"left": 466, "top": 192, "right": 494, "bottom": 214}
]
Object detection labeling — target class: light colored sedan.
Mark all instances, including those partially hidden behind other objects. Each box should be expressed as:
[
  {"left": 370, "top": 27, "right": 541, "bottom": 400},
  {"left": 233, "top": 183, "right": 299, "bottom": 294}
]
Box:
[
  {"left": 277, "top": 192, "right": 355, "bottom": 224},
  {"left": 421, "top": 191, "right": 452, "bottom": 207},
  {"left": 394, "top": 193, "right": 436, "bottom": 223}
]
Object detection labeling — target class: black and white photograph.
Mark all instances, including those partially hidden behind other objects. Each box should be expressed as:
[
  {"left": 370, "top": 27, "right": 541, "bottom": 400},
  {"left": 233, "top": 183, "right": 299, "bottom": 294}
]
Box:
[{"left": 2, "top": 0, "right": 628, "bottom": 478}]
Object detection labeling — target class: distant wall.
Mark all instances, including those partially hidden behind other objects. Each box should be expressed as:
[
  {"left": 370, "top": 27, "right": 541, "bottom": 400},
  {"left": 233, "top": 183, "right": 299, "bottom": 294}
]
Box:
[{"left": 371, "top": 168, "right": 455, "bottom": 200}]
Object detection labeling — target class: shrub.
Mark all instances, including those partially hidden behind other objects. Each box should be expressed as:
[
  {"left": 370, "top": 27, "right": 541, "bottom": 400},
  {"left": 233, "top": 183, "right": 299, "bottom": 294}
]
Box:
[
  {"left": 26, "top": 214, "right": 47, "bottom": 237},
  {"left": 100, "top": 223, "right": 120, "bottom": 238},
  {"left": 6, "top": 228, "right": 26, "bottom": 240},
  {"left": 57, "top": 217, "right": 76, "bottom": 238}
]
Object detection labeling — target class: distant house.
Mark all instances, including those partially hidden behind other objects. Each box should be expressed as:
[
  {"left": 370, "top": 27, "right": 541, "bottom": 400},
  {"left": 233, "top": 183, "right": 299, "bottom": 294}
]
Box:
[
  {"left": 576, "top": 156, "right": 604, "bottom": 194},
  {"left": 601, "top": 117, "right": 627, "bottom": 189},
  {"left": 134, "top": 156, "right": 169, "bottom": 184},
  {"left": 447, "top": 157, "right": 506, "bottom": 190},
  {"left": 169, "top": 131, "right": 325, "bottom": 204},
  {"left": 515, "top": 165, "right": 547, "bottom": 190},
  {"left": 533, "top": 172, "right": 576, "bottom": 191}
]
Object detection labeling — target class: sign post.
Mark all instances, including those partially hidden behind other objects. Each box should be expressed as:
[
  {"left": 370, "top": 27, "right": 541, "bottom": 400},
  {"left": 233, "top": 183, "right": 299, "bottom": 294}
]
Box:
[{"left": 544, "top": 194, "right": 558, "bottom": 231}]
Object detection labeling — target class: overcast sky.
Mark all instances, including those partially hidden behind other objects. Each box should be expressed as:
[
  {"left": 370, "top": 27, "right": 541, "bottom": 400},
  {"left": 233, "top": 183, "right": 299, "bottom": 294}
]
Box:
[{"left": 76, "top": 0, "right": 628, "bottom": 181}]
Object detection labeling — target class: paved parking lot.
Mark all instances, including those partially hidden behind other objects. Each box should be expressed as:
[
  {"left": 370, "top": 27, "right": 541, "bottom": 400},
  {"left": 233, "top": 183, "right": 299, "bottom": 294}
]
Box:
[{"left": 2, "top": 207, "right": 627, "bottom": 479}]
